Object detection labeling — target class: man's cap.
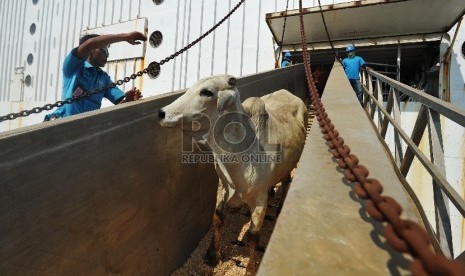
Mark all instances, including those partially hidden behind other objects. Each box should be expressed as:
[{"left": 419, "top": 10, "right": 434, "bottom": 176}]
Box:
[{"left": 346, "top": 44, "right": 355, "bottom": 52}]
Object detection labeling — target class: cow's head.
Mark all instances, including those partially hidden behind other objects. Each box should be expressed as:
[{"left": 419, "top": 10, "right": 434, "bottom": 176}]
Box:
[{"left": 158, "top": 74, "right": 238, "bottom": 131}]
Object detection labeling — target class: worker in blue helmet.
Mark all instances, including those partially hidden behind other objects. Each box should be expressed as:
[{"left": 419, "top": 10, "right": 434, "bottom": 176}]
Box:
[
  {"left": 281, "top": 51, "right": 292, "bottom": 68},
  {"left": 342, "top": 44, "right": 369, "bottom": 104}
]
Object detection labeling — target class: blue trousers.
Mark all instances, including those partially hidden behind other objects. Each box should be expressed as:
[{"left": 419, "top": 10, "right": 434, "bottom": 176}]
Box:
[{"left": 349, "top": 79, "right": 363, "bottom": 104}]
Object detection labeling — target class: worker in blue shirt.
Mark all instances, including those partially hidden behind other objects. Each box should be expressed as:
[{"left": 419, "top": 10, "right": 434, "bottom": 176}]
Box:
[
  {"left": 342, "top": 44, "right": 369, "bottom": 104},
  {"left": 281, "top": 51, "right": 292, "bottom": 68},
  {"left": 44, "top": 31, "right": 147, "bottom": 121}
]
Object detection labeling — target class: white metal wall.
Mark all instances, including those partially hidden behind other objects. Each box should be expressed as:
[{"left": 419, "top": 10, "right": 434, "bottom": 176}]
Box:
[
  {"left": 0, "top": 0, "right": 355, "bottom": 131},
  {"left": 437, "top": 22, "right": 465, "bottom": 257}
]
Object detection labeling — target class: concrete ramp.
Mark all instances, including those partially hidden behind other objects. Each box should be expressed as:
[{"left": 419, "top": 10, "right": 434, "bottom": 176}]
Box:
[{"left": 258, "top": 64, "right": 423, "bottom": 275}]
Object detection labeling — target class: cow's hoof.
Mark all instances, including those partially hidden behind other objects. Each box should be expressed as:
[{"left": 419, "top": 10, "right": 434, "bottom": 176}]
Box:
[
  {"left": 227, "top": 206, "right": 242, "bottom": 214},
  {"left": 245, "top": 264, "right": 256, "bottom": 276},
  {"left": 231, "top": 239, "right": 246, "bottom": 247},
  {"left": 264, "top": 214, "right": 275, "bottom": 221},
  {"left": 205, "top": 249, "right": 220, "bottom": 266},
  {"left": 241, "top": 211, "right": 251, "bottom": 217}
]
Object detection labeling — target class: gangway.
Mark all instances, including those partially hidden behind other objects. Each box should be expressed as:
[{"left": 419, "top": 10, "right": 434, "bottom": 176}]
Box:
[{"left": 259, "top": 63, "right": 425, "bottom": 275}]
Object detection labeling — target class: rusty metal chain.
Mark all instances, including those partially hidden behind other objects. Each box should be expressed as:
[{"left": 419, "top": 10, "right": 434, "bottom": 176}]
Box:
[
  {"left": 297, "top": 0, "right": 465, "bottom": 275},
  {"left": 0, "top": 0, "right": 246, "bottom": 123}
]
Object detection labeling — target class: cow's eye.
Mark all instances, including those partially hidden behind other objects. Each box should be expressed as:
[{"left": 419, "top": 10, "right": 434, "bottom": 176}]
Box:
[{"left": 200, "top": 89, "right": 214, "bottom": 97}]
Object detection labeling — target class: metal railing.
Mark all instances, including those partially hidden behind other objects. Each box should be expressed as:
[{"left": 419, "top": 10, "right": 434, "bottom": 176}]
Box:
[
  {"left": 361, "top": 69, "right": 465, "bottom": 259},
  {"left": 365, "top": 62, "right": 399, "bottom": 79}
]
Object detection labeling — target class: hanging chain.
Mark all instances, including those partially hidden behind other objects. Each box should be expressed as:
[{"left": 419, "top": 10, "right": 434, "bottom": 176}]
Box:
[
  {"left": 298, "top": 0, "right": 465, "bottom": 275},
  {"left": 317, "top": 0, "right": 342, "bottom": 66},
  {"left": 158, "top": 0, "right": 245, "bottom": 66},
  {"left": 276, "top": 0, "right": 290, "bottom": 67},
  {"left": 0, "top": 71, "right": 145, "bottom": 122},
  {"left": 0, "top": 0, "right": 246, "bottom": 123}
]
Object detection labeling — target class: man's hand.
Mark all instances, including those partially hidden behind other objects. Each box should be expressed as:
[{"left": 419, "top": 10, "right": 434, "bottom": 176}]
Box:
[
  {"left": 125, "top": 32, "right": 147, "bottom": 45},
  {"left": 124, "top": 87, "right": 143, "bottom": 102}
]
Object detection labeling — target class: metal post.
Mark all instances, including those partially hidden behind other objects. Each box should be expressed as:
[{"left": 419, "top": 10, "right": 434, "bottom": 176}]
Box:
[{"left": 397, "top": 42, "right": 401, "bottom": 82}]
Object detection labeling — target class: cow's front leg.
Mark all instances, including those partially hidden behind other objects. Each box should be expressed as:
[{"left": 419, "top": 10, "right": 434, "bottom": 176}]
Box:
[
  {"left": 245, "top": 194, "right": 268, "bottom": 275},
  {"left": 205, "top": 180, "right": 228, "bottom": 266},
  {"left": 205, "top": 208, "right": 225, "bottom": 266}
]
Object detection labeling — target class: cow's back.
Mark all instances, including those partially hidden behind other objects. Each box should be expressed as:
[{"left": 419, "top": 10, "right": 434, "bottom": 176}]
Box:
[
  {"left": 261, "top": 89, "right": 307, "bottom": 137},
  {"left": 261, "top": 89, "right": 308, "bottom": 181},
  {"left": 261, "top": 89, "right": 308, "bottom": 128}
]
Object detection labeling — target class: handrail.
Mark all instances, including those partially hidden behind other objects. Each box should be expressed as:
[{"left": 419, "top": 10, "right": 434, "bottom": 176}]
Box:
[
  {"left": 368, "top": 70, "right": 465, "bottom": 128},
  {"left": 365, "top": 62, "right": 399, "bottom": 68},
  {"left": 361, "top": 69, "right": 465, "bottom": 258},
  {"left": 363, "top": 88, "right": 465, "bottom": 217}
]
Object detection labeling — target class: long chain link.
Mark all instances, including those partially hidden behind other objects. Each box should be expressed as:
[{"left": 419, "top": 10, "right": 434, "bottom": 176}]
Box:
[
  {"left": 298, "top": 0, "right": 465, "bottom": 275},
  {"left": 0, "top": 0, "right": 246, "bottom": 123}
]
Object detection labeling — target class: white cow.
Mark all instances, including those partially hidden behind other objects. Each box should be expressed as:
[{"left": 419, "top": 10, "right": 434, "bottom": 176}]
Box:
[{"left": 158, "top": 74, "right": 307, "bottom": 274}]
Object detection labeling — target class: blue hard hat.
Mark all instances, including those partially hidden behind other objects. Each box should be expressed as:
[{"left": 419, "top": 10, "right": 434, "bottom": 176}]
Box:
[
  {"left": 346, "top": 44, "right": 355, "bottom": 52},
  {"left": 284, "top": 51, "right": 292, "bottom": 58}
]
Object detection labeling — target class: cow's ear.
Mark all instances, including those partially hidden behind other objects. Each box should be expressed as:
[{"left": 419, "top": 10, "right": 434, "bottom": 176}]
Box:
[{"left": 217, "top": 89, "right": 237, "bottom": 114}]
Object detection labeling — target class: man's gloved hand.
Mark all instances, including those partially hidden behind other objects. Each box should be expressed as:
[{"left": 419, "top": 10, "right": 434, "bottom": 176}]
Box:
[
  {"left": 125, "top": 31, "right": 147, "bottom": 45},
  {"left": 124, "top": 87, "right": 143, "bottom": 102}
]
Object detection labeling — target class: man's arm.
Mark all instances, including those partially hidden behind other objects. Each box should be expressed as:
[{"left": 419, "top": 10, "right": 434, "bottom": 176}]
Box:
[
  {"left": 361, "top": 62, "right": 372, "bottom": 72},
  {"left": 75, "top": 31, "right": 147, "bottom": 59},
  {"left": 360, "top": 57, "right": 372, "bottom": 71}
]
